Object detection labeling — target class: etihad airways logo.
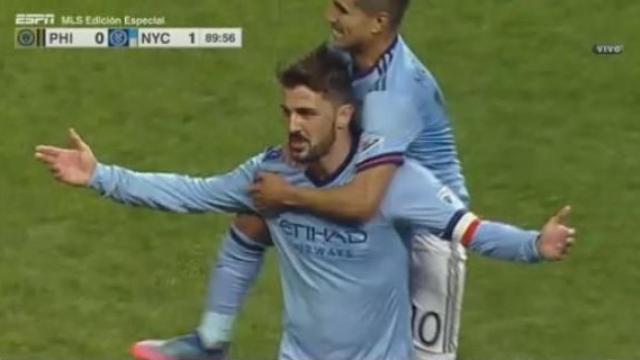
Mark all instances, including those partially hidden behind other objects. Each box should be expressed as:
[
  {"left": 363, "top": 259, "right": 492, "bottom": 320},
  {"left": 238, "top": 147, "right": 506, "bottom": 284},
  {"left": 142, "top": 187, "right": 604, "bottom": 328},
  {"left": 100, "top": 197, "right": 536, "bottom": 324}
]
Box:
[{"left": 279, "top": 219, "right": 368, "bottom": 244}]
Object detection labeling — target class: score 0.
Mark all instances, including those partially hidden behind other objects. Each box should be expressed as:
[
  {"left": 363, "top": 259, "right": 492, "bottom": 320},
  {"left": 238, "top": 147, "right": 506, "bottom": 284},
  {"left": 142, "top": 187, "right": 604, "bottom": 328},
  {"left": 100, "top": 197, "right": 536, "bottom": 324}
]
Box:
[{"left": 45, "top": 28, "right": 109, "bottom": 48}]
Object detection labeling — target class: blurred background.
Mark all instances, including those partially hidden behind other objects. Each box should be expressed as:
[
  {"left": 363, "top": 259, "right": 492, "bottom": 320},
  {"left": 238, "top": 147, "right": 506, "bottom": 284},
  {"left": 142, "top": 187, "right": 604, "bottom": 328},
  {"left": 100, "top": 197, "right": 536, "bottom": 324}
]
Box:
[{"left": 1, "top": 0, "right": 639, "bottom": 358}]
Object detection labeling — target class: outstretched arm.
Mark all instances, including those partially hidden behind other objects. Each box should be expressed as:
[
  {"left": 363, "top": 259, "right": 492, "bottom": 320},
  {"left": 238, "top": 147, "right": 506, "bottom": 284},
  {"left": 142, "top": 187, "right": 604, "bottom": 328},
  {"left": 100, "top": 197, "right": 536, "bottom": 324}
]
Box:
[
  {"left": 383, "top": 163, "right": 577, "bottom": 262},
  {"left": 447, "top": 206, "right": 575, "bottom": 262},
  {"left": 35, "top": 129, "right": 256, "bottom": 214}
]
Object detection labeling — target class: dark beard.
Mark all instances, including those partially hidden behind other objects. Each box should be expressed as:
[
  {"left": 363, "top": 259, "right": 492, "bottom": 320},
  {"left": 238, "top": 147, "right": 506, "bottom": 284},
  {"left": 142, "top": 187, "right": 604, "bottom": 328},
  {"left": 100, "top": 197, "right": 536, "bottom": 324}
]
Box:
[{"left": 301, "top": 128, "right": 336, "bottom": 164}]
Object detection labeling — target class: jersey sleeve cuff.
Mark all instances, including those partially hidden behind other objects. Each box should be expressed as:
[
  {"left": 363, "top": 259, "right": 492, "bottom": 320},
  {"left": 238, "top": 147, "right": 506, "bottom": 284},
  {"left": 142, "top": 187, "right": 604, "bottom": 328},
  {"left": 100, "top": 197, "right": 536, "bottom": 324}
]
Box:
[
  {"left": 355, "top": 152, "right": 404, "bottom": 173},
  {"left": 88, "top": 163, "right": 109, "bottom": 191},
  {"left": 531, "top": 232, "right": 542, "bottom": 261}
]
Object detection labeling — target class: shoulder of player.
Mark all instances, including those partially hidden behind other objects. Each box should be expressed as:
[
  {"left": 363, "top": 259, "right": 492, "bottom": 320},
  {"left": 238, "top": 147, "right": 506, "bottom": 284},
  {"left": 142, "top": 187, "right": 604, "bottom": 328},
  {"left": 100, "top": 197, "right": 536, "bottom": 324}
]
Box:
[
  {"left": 261, "top": 145, "right": 284, "bottom": 163},
  {"left": 395, "top": 159, "right": 438, "bottom": 183},
  {"left": 380, "top": 158, "right": 455, "bottom": 216},
  {"left": 361, "top": 90, "right": 419, "bottom": 118},
  {"left": 388, "top": 43, "right": 441, "bottom": 94},
  {"left": 384, "top": 56, "right": 446, "bottom": 113},
  {"left": 256, "top": 145, "right": 301, "bottom": 174},
  {"left": 361, "top": 90, "right": 413, "bottom": 108},
  {"left": 395, "top": 160, "right": 467, "bottom": 209}
]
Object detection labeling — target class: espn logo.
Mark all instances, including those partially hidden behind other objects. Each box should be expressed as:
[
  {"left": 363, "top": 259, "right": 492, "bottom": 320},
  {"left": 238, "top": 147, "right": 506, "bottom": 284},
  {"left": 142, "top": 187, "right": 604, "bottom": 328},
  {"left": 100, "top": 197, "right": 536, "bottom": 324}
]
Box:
[
  {"left": 16, "top": 13, "right": 55, "bottom": 26},
  {"left": 592, "top": 44, "right": 624, "bottom": 55}
]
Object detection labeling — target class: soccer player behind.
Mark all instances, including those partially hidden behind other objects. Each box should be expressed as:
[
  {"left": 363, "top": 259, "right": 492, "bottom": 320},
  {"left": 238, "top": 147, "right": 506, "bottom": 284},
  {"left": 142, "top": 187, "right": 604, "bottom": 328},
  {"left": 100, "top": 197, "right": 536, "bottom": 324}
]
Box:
[{"left": 35, "top": 45, "right": 576, "bottom": 360}]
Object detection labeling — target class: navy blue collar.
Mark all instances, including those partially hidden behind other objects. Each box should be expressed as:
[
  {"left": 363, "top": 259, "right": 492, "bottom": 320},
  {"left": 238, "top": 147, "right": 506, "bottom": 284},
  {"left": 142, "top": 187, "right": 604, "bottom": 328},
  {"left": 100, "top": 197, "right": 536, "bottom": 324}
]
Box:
[
  {"left": 305, "top": 133, "right": 360, "bottom": 187},
  {"left": 353, "top": 35, "right": 399, "bottom": 80}
]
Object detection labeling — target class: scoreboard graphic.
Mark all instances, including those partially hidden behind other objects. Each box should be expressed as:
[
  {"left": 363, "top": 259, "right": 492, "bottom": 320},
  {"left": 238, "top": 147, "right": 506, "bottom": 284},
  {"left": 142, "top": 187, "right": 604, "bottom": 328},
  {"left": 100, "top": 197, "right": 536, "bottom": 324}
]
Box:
[{"left": 15, "top": 27, "right": 243, "bottom": 49}]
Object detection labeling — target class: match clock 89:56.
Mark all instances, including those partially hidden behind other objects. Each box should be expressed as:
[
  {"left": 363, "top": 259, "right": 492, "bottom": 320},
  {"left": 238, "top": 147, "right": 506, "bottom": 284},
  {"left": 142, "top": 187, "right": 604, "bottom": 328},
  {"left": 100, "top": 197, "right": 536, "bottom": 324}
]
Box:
[
  {"left": 207, "top": 32, "right": 235, "bottom": 43},
  {"left": 188, "top": 31, "right": 237, "bottom": 44}
]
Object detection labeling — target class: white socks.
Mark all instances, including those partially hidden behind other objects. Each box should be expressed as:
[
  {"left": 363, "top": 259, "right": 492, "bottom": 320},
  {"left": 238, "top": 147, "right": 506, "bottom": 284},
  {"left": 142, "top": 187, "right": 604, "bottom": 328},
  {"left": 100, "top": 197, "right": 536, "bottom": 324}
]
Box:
[{"left": 197, "top": 311, "right": 236, "bottom": 348}]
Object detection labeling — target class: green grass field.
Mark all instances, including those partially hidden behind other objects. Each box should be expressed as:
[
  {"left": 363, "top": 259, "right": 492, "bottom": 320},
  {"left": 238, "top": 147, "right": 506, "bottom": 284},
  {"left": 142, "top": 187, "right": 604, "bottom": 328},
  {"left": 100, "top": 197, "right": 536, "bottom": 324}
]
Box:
[{"left": 1, "top": 0, "right": 639, "bottom": 359}]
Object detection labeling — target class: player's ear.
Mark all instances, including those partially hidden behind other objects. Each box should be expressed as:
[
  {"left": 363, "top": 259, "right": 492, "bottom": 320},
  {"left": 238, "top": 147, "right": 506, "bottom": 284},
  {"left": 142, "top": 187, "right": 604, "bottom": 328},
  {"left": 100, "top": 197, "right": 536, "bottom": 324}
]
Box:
[
  {"left": 335, "top": 103, "right": 355, "bottom": 130},
  {"left": 371, "top": 12, "right": 390, "bottom": 34}
]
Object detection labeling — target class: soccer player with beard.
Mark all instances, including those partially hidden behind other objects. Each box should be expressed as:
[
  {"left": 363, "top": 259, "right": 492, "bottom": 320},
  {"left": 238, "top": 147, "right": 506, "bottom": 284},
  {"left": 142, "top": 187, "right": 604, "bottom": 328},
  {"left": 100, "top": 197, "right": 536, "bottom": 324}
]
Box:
[{"left": 35, "top": 45, "right": 575, "bottom": 360}]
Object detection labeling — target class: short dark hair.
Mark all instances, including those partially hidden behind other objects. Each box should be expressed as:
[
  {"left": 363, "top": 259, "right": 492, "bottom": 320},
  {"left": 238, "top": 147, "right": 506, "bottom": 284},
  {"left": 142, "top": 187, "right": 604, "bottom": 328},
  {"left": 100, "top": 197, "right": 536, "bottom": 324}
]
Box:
[
  {"left": 277, "top": 43, "right": 354, "bottom": 106},
  {"left": 356, "top": 0, "right": 410, "bottom": 28},
  {"left": 278, "top": 43, "right": 361, "bottom": 135}
]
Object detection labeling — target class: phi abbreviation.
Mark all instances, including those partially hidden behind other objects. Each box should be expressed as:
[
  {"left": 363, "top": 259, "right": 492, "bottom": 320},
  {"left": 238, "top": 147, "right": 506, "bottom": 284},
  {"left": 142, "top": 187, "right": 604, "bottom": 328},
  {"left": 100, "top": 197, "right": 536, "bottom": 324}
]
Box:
[{"left": 48, "top": 32, "right": 73, "bottom": 44}]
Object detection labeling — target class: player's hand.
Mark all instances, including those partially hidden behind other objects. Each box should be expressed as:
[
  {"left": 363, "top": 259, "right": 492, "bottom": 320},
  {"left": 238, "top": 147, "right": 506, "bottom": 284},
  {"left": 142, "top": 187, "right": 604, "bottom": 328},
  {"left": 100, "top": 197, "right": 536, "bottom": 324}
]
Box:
[
  {"left": 250, "top": 172, "right": 294, "bottom": 212},
  {"left": 34, "top": 128, "right": 97, "bottom": 186},
  {"left": 537, "top": 205, "right": 576, "bottom": 261}
]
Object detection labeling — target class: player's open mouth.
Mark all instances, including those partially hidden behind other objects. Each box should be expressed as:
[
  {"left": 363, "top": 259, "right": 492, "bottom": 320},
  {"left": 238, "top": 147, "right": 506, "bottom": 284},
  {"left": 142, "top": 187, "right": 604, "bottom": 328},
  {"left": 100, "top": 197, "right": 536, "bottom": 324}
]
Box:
[
  {"left": 289, "top": 141, "right": 306, "bottom": 152},
  {"left": 331, "top": 28, "right": 343, "bottom": 38},
  {"left": 288, "top": 138, "right": 308, "bottom": 156}
]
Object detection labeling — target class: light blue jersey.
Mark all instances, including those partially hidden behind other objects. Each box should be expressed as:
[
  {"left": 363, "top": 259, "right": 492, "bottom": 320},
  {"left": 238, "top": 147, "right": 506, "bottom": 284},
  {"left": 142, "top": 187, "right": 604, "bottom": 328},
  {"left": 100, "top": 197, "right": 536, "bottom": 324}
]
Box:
[
  {"left": 349, "top": 36, "right": 470, "bottom": 205},
  {"left": 89, "top": 138, "right": 539, "bottom": 360}
]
